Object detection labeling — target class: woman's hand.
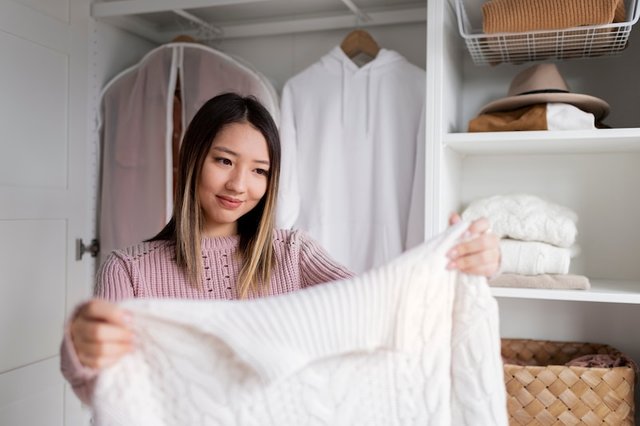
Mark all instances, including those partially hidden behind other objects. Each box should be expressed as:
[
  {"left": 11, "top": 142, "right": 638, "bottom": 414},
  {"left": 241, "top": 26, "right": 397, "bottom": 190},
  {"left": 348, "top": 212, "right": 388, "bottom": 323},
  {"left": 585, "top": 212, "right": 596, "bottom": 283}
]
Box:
[
  {"left": 446, "top": 213, "right": 501, "bottom": 277},
  {"left": 70, "top": 299, "right": 134, "bottom": 369}
]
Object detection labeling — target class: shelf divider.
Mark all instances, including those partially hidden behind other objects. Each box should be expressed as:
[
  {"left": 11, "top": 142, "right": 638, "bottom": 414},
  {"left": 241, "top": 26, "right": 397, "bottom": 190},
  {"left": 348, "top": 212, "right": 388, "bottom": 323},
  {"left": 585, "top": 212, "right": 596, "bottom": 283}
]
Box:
[
  {"left": 445, "top": 128, "right": 640, "bottom": 155},
  {"left": 491, "top": 280, "right": 640, "bottom": 304}
]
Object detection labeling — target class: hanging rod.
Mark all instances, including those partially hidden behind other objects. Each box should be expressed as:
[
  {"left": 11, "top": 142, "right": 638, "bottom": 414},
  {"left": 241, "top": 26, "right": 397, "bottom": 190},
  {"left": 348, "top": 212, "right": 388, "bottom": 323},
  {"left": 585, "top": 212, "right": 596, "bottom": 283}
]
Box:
[
  {"left": 339, "top": 0, "right": 372, "bottom": 22},
  {"left": 172, "top": 9, "right": 223, "bottom": 37},
  {"left": 181, "top": 5, "right": 426, "bottom": 41},
  {"left": 92, "top": 0, "right": 273, "bottom": 17}
]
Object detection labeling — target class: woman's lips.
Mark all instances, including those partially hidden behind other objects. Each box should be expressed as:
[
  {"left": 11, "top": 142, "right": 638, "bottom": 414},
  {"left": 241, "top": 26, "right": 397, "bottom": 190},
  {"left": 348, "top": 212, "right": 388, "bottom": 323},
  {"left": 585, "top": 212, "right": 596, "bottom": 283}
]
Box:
[{"left": 216, "top": 195, "right": 243, "bottom": 209}]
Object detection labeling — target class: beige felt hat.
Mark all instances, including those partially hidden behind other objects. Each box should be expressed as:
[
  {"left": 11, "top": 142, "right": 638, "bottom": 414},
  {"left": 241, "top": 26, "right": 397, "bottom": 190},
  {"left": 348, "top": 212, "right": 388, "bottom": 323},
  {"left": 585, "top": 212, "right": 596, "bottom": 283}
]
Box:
[{"left": 479, "top": 63, "right": 610, "bottom": 119}]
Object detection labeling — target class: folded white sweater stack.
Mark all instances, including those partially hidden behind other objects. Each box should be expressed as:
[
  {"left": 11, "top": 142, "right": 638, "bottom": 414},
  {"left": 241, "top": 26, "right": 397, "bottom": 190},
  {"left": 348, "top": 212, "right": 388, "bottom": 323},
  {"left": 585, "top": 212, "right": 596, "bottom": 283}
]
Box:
[
  {"left": 91, "top": 223, "right": 508, "bottom": 426},
  {"left": 463, "top": 194, "right": 587, "bottom": 289}
]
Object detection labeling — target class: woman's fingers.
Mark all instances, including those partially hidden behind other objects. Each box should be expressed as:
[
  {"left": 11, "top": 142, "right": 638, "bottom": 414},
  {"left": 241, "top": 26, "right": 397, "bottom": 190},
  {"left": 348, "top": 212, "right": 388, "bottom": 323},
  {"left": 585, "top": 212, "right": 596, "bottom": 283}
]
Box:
[
  {"left": 447, "top": 218, "right": 500, "bottom": 277},
  {"left": 78, "top": 340, "right": 133, "bottom": 357},
  {"left": 467, "top": 217, "right": 490, "bottom": 234},
  {"left": 448, "top": 212, "right": 462, "bottom": 226},
  {"left": 448, "top": 231, "right": 498, "bottom": 258},
  {"left": 79, "top": 299, "right": 131, "bottom": 327},
  {"left": 70, "top": 299, "right": 135, "bottom": 369},
  {"left": 77, "top": 350, "right": 132, "bottom": 370},
  {"left": 72, "top": 320, "right": 134, "bottom": 345},
  {"left": 448, "top": 244, "right": 500, "bottom": 273}
]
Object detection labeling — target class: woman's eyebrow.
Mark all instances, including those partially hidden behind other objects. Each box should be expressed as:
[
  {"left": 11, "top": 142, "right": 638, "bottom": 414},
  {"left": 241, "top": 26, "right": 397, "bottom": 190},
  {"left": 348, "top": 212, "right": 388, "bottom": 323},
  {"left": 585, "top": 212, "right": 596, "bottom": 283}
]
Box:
[{"left": 212, "top": 146, "right": 237, "bottom": 156}]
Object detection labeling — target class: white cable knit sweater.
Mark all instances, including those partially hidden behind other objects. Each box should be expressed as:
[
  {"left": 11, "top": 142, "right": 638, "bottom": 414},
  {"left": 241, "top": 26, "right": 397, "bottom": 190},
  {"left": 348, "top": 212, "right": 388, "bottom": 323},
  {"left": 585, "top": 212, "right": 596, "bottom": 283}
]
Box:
[
  {"left": 462, "top": 194, "right": 578, "bottom": 247},
  {"left": 92, "top": 223, "right": 508, "bottom": 426},
  {"left": 500, "top": 239, "right": 571, "bottom": 275}
]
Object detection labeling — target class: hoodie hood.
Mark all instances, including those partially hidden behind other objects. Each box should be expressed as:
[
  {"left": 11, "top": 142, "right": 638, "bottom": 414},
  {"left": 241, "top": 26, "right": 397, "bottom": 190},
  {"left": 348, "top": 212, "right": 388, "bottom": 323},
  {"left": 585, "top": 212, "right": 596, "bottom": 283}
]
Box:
[{"left": 320, "top": 46, "right": 405, "bottom": 134}]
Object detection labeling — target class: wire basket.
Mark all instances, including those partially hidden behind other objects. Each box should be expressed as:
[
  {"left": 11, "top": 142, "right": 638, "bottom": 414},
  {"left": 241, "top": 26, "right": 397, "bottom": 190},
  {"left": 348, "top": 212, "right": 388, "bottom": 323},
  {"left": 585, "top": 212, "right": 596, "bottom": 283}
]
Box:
[{"left": 455, "top": 0, "right": 640, "bottom": 65}]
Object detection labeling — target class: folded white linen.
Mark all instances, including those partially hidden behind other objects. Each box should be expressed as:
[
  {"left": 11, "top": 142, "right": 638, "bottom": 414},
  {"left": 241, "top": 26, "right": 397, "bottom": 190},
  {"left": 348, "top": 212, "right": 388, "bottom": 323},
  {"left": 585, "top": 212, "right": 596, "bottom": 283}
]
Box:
[{"left": 546, "top": 103, "right": 596, "bottom": 131}]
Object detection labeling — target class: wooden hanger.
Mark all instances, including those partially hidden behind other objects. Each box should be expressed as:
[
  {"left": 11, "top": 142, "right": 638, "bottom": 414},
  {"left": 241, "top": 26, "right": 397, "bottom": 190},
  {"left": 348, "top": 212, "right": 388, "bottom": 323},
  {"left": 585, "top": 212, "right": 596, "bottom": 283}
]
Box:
[
  {"left": 172, "top": 34, "right": 197, "bottom": 43},
  {"left": 340, "top": 29, "right": 380, "bottom": 60}
]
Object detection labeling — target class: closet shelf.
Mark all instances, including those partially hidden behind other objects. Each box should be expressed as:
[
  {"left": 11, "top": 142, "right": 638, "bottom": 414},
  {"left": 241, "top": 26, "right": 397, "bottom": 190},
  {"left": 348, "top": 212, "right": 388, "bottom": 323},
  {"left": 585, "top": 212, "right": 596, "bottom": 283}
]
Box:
[
  {"left": 444, "top": 129, "right": 640, "bottom": 155},
  {"left": 91, "top": 1, "right": 427, "bottom": 43},
  {"left": 455, "top": 0, "right": 640, "bottom": 65},
  {"left": 491, "top": 280, "right": 640, "bottom": 304}
]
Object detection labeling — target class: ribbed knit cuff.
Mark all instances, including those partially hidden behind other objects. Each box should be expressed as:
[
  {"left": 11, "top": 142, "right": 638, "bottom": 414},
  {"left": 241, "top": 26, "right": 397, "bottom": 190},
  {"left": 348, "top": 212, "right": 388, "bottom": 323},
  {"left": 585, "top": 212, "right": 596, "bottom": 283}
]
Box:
[{"left": 60, "top": 302, "right": 99, "bottom": 404}]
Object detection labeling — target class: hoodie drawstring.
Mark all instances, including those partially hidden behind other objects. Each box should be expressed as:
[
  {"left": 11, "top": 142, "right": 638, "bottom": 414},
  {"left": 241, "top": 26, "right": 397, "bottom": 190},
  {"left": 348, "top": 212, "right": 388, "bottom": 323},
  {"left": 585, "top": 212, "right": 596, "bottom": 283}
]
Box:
[{"left": 335, "top": 47, "right": 390, "bottom": 134}]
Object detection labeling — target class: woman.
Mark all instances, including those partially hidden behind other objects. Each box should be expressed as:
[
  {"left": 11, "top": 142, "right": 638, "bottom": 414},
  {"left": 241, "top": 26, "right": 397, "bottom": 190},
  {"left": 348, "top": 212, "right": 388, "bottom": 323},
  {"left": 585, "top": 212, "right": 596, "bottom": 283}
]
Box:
[{"left": 61, "top": 93, "right": 500, "bottom": 403}]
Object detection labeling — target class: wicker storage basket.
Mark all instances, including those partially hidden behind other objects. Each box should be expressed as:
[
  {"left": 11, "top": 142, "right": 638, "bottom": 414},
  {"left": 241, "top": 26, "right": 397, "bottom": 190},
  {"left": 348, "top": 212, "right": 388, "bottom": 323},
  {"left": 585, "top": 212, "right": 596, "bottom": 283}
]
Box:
[{"left": 502, "top": 339, "right": 636, "bottom": 425}]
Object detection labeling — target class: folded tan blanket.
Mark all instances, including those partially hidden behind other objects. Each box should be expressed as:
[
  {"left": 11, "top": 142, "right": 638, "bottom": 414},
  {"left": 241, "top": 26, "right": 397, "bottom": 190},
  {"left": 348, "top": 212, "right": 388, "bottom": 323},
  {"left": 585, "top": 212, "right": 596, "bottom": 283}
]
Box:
[
  {"left": 469, "top": 103, "right": 599, "bottom": 132},
  {"left": 469, "top": 104, "right": 547, "bottom": 132},
  {"left": 489, "top": 273, "right": 590, "bottom": 290},
  {"left": 483, "top": 0, "right": 626, "bottom": 33}
]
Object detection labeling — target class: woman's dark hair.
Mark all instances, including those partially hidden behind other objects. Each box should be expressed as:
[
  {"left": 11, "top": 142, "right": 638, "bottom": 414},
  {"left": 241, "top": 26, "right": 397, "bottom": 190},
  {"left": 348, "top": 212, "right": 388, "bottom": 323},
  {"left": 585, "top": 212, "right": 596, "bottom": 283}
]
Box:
[{"left": 151, "top": 93, "right": 281, "bottom": 297}]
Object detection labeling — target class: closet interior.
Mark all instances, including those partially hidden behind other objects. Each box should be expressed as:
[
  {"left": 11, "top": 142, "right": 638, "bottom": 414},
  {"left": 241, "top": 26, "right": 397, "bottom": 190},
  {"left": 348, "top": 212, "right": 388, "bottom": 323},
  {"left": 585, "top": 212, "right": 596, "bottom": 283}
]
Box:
[
  {"left": 89, "top": 0, "right": 639, "bottom": 420},
  {"left": 88, "top": 0, "right": 428, "bottom": 277}
]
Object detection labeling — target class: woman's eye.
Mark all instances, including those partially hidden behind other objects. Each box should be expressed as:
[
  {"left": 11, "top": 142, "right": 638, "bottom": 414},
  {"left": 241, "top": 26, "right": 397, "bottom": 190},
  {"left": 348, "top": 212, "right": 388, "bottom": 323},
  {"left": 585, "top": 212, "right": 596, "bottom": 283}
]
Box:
[
  {"left": 255, "top": 168, "right": 269, "bottom": 176},
  {"left": 215, "top": 157, "right": 232, "bottom": 166}
]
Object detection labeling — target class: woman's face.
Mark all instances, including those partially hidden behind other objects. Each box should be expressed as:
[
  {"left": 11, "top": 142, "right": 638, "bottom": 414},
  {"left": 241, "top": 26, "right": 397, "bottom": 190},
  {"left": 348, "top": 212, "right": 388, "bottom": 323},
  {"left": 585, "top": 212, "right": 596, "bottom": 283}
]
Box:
[{"left": 198, "top": 122, "right": 270, "bottom": 237}]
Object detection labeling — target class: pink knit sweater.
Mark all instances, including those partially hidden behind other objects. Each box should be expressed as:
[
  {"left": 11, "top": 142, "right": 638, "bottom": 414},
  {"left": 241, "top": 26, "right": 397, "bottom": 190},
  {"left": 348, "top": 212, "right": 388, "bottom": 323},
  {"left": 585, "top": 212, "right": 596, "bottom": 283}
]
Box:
[{"left": 60, "top": 229, "right": 354, "bottom": 404}]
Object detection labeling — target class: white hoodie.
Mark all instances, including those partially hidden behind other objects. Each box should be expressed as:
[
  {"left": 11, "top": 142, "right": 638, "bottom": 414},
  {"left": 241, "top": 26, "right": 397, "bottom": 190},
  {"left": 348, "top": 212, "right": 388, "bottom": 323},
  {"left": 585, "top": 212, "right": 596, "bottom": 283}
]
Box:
[{"left": 277, "top": 46, "right": 426, "bottom": 273}]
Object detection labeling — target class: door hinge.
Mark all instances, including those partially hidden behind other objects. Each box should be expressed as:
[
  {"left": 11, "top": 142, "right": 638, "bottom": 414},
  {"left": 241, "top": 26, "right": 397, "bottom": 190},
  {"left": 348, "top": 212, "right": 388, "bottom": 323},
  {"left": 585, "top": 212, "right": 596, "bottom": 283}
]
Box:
[{"left": 76, "top": 238, "right": 100, "bottom": 261}]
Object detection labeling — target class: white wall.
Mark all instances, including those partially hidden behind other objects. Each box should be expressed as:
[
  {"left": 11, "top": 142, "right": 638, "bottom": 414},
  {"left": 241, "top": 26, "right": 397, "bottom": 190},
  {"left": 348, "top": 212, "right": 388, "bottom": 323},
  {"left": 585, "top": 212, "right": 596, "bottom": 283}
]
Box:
[{"left": 213, "top": 23, "right": 427, "bottom": 92}]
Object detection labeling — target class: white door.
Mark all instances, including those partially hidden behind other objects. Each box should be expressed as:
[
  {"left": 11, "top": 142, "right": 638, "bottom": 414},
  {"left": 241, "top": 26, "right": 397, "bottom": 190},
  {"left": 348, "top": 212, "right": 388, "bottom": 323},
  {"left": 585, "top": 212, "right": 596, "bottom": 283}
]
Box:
[{"left": 0, "top": 0, "right": 91, "bottom": 425}]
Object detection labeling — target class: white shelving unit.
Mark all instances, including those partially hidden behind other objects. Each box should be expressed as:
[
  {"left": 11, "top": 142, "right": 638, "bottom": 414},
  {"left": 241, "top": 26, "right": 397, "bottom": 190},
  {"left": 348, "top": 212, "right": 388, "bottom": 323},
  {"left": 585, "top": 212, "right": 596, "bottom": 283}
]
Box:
[{"left": 429, "top": 0, "right": 640, "bottom": 418}]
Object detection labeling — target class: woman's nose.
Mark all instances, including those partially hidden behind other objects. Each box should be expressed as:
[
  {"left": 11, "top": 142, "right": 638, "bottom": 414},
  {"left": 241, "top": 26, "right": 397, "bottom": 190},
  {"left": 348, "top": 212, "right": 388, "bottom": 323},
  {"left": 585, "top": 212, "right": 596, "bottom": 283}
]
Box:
[{"left": 225, "top": 169, "right": 247, "bottom": 193}]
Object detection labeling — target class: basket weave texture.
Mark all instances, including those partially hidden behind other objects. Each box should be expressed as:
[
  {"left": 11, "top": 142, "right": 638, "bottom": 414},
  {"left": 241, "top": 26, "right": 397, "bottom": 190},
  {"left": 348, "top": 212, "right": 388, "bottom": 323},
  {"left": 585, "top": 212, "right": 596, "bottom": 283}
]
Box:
[{"left": 502, "top": 339, "right": 635, "bottom": 425}]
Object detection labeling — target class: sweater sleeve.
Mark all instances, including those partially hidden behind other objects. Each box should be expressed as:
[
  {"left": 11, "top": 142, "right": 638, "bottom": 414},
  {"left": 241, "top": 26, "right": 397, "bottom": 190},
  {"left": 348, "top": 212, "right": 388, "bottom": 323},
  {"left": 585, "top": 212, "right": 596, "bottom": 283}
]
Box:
[
  {"left": 60, "top": 251, "right": 136, "bottom": 405},
  {"left": 298, "top": 231, "right": 355, "bottom": 287}
]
